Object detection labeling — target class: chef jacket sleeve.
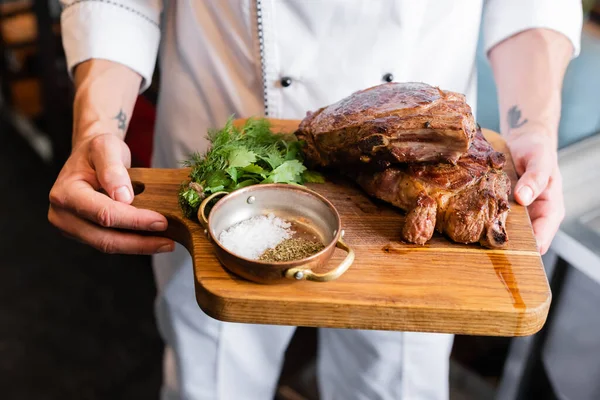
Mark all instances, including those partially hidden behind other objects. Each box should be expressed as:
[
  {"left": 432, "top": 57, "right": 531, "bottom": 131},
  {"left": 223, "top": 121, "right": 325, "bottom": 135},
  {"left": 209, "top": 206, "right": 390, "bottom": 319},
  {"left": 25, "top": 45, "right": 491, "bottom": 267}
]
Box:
[
  {"left": 482, "top": 0, "right": 583, "bottom": 59},
  {"left": 59, "top": 0, "right": 163, "bottom": 92}
]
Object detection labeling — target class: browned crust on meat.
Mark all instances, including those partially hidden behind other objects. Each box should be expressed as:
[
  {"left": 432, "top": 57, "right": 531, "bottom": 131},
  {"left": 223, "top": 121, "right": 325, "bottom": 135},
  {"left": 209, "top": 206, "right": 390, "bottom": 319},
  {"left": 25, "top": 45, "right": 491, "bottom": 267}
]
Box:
[{"left": 296, "top": 82, "right": 477, "bottom": 167}]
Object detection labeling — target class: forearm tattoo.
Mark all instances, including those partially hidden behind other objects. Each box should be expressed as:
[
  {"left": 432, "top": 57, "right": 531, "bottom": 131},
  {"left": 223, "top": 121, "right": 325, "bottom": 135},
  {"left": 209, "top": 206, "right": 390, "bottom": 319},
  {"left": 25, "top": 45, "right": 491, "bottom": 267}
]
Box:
[
  {"left": 507, "top": 105, "right": 528, "bottom": 129},
  {"left": 113, "top": 109, "right": 128, "bottom": 133}
]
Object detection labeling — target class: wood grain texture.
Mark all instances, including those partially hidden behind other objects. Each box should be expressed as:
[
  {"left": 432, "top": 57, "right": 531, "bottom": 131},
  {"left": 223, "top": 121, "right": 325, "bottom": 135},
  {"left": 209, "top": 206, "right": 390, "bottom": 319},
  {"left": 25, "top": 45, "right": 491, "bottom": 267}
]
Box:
[{"left": 128, "top": 118, "right": 550, "bottom": 337}]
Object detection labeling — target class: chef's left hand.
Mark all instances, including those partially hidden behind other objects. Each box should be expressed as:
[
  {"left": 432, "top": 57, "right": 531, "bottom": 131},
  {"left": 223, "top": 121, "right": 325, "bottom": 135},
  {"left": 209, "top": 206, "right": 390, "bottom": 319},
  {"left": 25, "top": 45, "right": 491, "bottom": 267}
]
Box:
[{"left": 507, "top": 131, "right": 565, "bottom": 255}]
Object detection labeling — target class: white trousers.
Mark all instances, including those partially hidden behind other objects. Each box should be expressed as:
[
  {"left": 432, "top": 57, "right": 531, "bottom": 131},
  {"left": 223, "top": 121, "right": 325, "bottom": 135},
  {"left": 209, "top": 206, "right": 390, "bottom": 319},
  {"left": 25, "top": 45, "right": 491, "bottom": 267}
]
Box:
[{"left": 153, "top": 244, "right": 454, "bottom": 400}]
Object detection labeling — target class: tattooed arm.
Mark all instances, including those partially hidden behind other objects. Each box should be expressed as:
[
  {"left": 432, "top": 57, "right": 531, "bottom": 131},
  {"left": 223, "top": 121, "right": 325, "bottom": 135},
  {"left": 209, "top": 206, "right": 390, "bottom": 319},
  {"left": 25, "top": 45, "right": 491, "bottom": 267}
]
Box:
[
  {"left": 48, "top": 60, "right": 174, "bottom": 254},
  {"left": 489, "top": 28, "right": 575, "bottom": 254},
  {"left": 71, "top": 60, "right": 138, "bottom": 143}
]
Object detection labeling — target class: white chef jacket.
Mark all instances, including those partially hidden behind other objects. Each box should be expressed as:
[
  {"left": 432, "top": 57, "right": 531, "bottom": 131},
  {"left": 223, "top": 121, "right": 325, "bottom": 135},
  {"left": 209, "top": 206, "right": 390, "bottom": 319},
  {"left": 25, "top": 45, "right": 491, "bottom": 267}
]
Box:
[
  {"left": 58, "top": 1, "right": 583, "bottom": 399},
  {"left": 59, "top": 1, "right": 583, "bottom": 178}
]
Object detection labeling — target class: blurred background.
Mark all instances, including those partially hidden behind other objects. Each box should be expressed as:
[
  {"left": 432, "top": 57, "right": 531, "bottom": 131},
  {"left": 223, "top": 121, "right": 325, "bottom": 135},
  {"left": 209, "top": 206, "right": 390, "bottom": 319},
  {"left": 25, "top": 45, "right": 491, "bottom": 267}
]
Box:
[{"left": 1, "top": 1, "right": 599, "bottom": 399}]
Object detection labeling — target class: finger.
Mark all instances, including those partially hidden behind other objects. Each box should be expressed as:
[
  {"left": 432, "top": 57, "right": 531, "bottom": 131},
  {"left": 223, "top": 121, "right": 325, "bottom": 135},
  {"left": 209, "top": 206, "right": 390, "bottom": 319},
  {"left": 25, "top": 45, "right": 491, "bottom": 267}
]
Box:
[
  {"left": 527, "top": 174, "right": 565, "bottom": 254},
  {"left": 88, "top": 134, "right": 134, "bottom": 204},
  {"left": 531, "top": 213, "right": 561, "bottom": 255},
  {"left": 50, "top": 179, "right": 168, "bottom": 231},
  {"left": 514, "top": 155, "right": 553, "bottom": 207},
  {"left": 48, "top": 205, "right": 175, "bottom": 255}
]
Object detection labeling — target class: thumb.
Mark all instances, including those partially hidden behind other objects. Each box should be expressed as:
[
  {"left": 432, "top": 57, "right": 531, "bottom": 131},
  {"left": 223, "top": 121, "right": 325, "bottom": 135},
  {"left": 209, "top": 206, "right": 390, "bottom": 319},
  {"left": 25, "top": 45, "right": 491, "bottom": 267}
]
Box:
[
  {"left": 89, "top": 134, "right": 134, "bottom": 204},
  {"left": 514, "top": 155, "right": 552, "bottom": 207}
]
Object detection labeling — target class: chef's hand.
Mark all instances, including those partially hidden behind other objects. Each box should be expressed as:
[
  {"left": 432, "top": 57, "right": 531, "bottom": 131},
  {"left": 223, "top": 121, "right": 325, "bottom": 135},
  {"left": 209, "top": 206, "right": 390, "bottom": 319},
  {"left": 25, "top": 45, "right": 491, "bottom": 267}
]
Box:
[
  {"left": 48, "top": 133, "right": 175, "bottom": 254},
  {"left": 507, "top": 132, "right": 564, "bottom": 255}
]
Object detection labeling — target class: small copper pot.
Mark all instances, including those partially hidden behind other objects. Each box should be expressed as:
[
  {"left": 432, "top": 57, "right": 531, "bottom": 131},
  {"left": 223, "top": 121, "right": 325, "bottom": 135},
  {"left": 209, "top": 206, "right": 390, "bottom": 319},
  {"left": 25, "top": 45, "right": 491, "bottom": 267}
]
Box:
[{"left": 197, "top": 184, "right": 354, "bottom": 284}]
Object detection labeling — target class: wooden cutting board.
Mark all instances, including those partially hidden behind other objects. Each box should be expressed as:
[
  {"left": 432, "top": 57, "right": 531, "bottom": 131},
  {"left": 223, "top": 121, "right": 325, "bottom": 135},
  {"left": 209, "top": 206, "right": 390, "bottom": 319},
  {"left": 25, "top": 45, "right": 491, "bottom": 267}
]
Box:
[{"left": 128, "top": 118, "right": 550, "bottom": 337}]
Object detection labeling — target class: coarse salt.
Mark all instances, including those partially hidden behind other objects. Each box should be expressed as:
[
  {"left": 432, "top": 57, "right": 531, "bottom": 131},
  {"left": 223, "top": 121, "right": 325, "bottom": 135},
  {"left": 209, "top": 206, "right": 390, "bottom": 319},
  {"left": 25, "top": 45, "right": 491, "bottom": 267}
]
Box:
[{"left": 218, "top": 213, "right": 294, "bottom": 260}]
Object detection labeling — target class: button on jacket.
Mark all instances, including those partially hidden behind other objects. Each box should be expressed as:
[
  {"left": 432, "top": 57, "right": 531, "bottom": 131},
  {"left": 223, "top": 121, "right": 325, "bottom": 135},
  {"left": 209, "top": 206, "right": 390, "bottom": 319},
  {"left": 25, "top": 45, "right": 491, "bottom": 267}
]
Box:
[{"left": 59, "top": 1, "right": 582, "bottom": 399}]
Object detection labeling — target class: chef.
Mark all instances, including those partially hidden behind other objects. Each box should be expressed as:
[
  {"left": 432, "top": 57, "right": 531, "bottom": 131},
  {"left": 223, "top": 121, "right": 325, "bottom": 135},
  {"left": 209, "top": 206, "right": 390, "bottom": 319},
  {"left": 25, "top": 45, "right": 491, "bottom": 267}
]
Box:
[{"left": 50, "top": 1, "right": 582, "bottom": 399}]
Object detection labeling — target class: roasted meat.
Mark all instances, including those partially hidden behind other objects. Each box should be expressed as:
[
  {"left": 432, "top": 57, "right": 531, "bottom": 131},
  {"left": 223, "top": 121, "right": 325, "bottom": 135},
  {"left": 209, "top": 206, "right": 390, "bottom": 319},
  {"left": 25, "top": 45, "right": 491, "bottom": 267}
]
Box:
[
  {"left": 297, "top": 82, "right": 512, "bottom": 248},
  {"left": 296, "top": 82, "right": 477, "bottom": 167},
  {"left": 353, "top": 128, "right": 511, "bottom": 248}
]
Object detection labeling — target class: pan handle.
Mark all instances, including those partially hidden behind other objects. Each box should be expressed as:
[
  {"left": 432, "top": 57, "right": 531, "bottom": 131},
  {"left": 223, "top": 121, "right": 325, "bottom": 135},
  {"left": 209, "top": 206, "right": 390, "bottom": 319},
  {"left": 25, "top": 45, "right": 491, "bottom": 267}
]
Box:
[
  {"left": 197, "top": 191, "right": 229, "bottom": 229},
  {"left": 284, "top": 233, "right": 355, "bottom": 282}
]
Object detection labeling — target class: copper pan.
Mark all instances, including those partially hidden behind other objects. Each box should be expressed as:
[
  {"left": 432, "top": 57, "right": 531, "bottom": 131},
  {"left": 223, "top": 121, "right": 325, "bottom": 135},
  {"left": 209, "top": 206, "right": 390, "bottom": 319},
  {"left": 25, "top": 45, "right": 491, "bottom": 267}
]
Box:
[{"left": 197, "top": 184, "right": 354, "bottom": 284}]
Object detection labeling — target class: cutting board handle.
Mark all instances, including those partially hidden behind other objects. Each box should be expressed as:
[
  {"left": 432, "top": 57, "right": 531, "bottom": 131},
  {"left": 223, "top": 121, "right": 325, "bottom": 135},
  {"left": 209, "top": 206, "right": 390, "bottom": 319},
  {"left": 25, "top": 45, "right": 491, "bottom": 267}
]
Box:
[
  {"left": 127, "top": 167, "right": 189, "bottom": 216},
  {"left": 127, "top": 167, "right": 197, "bottom": 246}
]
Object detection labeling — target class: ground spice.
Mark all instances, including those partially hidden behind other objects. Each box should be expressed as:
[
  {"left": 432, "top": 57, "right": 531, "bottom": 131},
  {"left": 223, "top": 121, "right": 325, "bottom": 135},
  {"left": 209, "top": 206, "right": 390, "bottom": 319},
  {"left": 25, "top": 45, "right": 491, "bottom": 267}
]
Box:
[{"left": 259, "top": 238, "right": 325, "bottom": 262}]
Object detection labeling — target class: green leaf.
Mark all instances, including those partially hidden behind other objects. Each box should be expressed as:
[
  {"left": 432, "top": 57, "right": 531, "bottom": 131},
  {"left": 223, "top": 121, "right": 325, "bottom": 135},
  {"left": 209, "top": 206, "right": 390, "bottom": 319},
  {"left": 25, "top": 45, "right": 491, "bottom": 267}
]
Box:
[
  {"left": 266, "top": 160, "right": 307, "bottom": 183},
  {"left": 206, "top": 185, "right": 225, "bottom": 193},
  {"left": 180, "top": 187, "right": 202, "bottom": 208},
  {"left": 241, "top": 164, "right": 267, "bottom": 176},
  {"left": 227, "top": 148, "right": 257, "bottom": 168},
  {"left": 259, "top": 149, "right": 285, "bottom": 170},
  {"left": 301, "top": 170, "right": 326, "bottom": 183},
  {"left": 234, "top": 179, "right": 258, "bottom": 190},
  {"left": 206, "top": 170, "right": 231, "bottom": 191},
  {"left": 226, "top": 166, "right": 239, "bottom": 183}
]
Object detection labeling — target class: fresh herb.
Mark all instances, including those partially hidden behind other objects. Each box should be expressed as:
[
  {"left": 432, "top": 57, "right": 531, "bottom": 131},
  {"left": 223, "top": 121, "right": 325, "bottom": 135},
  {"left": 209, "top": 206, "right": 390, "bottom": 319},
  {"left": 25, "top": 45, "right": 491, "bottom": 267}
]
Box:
[{"left": 178, "top": 117, "right": 324, "bottom": 219}]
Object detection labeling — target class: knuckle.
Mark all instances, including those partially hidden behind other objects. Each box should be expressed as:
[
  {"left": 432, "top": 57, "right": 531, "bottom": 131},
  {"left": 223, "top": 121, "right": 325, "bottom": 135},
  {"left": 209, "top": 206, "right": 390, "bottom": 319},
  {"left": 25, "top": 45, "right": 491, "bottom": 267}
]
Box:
[
  {"left": 128, "top": 216, "right": 141, "bottom": 231},
  {"left": 96, "top": 206, "right": 113, "bottom": 227},
  {"left": 48, "top": 187, "right": 66, "bottom": 208},
  {"left": 528, "top": 171, "right": 548, "bottom": 191},
  {"left": 96, "top": 236, "right": 118, "bottom": 254},
  {"left": 88, "top": 134, "right": 109, "bottom": 152},
  {"left": 99, "top": 164, "right": 125, "bottom": 186},
  {"left": 131, "top": 246, "right": 149, "bottom": 256}
]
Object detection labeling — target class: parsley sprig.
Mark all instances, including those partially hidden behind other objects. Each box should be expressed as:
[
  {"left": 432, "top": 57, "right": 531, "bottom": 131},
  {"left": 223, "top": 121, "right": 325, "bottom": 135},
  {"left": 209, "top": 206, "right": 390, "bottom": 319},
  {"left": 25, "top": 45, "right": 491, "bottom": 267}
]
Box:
[{"left": 178, "top": 117, "right": 324, "bottom": 219}]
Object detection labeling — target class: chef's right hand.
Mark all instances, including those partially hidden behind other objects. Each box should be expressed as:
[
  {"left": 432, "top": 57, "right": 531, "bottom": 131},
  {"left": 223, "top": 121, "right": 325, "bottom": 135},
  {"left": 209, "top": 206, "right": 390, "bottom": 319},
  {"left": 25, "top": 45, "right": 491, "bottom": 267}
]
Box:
[{"left": 48, "top": 133, "right": 175, "bottom": 254}]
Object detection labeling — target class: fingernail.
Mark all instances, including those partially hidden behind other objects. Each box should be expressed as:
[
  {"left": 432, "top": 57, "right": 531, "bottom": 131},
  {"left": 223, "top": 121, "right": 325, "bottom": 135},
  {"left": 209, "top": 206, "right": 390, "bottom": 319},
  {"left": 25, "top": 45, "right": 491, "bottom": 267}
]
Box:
[
  {"left": 518, "top": 186, "right": 533, "bottom": 205},
  {"left": 150, "top": 221, "right": 167, "bottom": 231},
  {"left": 115, "top": 186, "right": 132, "bottom": 202},
  {"left": 157, "top": 243, "right": 174, "bottom": 253}
]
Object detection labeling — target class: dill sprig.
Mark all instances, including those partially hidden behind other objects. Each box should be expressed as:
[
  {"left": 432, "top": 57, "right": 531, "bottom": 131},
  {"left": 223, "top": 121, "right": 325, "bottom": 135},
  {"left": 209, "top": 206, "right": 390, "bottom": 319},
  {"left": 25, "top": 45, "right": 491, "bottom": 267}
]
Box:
[{"left": 178, "top": 117, "right": 324, "bottom": 220}]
